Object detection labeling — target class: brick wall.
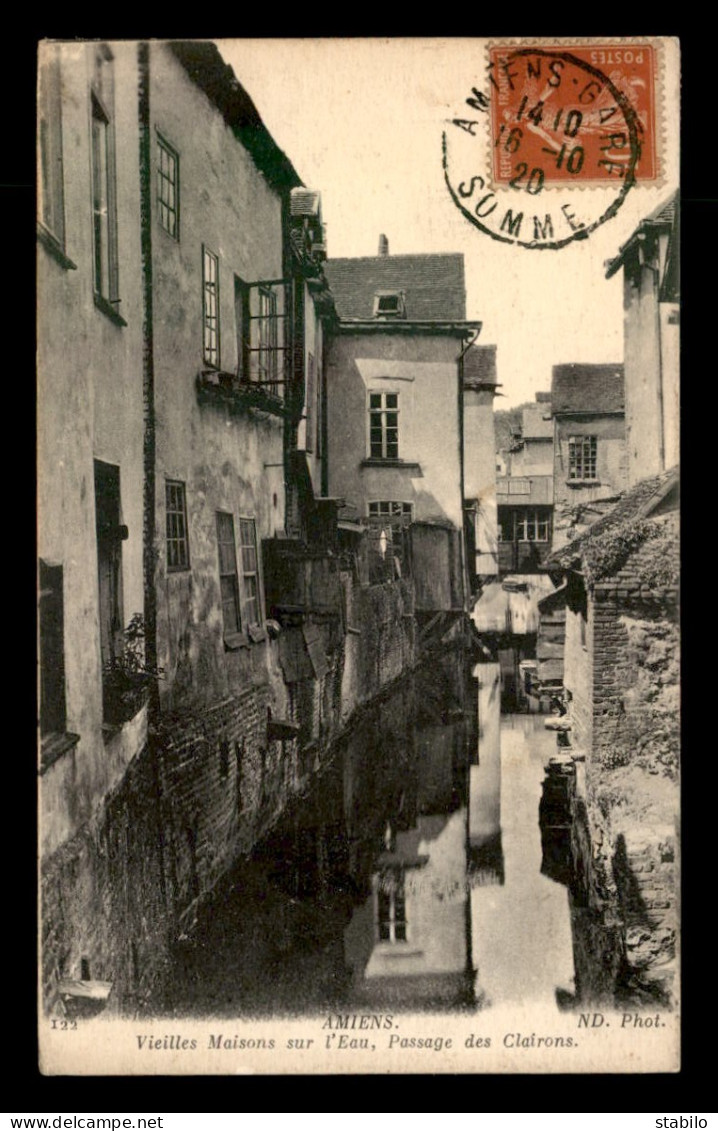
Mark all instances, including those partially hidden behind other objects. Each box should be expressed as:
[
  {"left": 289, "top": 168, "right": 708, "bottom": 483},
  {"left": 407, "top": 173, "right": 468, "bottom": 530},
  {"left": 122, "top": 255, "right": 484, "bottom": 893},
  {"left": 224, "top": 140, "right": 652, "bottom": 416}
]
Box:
[
  {"left": 159, "top": 574, "right": 416, "bottom": 923},
  {"left": 43, "top": 564, "right": 419, "bottom": 1016},
  {"left": 564, "top": 584, "right": 679, "bottom": 1008},
  {"left": 613, "top": 829, "right": 677, "bottom": 1005}
]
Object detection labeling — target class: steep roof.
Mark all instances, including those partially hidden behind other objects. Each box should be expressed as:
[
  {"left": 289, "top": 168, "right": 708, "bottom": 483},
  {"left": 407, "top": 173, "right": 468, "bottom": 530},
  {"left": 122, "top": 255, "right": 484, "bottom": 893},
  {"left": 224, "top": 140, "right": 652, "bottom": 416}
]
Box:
[
  {"left": 545, "top": 467, "right": 679, "bottom": 593},
  {"left": 551, "top": 363, "right": 625, "bottom": 415},
  {"left": 324, "top": 253, "right": 467, "bottom": 321},
  {"left": 605, "top": 190, "right": 679, "bottom": 281},
  {"left": 290, "top": 188, "right": 321, "bottom": 217},
  {"left": 464, "top": 344, "right": 498, "bottom": 386},
  {"left": 169, "top": 42, "right": 302, "bottom": 191}
]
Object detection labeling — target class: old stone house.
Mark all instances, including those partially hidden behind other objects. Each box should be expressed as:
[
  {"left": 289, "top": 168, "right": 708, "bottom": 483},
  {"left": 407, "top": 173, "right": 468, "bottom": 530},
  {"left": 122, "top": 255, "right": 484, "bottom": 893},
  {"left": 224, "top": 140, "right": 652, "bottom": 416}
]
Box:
[
  {"left": 545, "top": 466, "right": 679, "bottom": 1006},
  {"left": 605, "top": 192, "right": 679, "bottom": 488},
  {"left": 462, "top": 344, "right": 500, "bottom": 590},
  {"left": 551, "top": 362, "right": 628, "bottom": 553},
  {"left": 38, "top": 41, "right": 165, "bottom": 1014},
  {"left": 496, "top": 393, "right": 554, "bottom": 576},
  {"left": 324, "top": 241, "right": 481, "bottom": 639},
  {"left": 37, "top": 41, "right": 423, "bottom": 1017}
]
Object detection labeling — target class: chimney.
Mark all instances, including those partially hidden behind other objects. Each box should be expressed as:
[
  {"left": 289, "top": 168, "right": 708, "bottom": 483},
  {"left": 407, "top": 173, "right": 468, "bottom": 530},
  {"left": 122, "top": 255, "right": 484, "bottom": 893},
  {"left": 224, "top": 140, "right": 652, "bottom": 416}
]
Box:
[{"left": 378, "top": 234, "right": 389, "bottom": 256}]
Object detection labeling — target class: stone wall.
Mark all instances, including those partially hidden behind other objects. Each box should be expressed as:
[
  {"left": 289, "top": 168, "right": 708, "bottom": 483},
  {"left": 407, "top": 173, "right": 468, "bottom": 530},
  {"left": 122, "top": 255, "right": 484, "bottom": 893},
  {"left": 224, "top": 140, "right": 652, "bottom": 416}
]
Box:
[
  {"left": 41, "top": 742, "right": 168, "bottom": 1017},
  {"left": 564, "top": 585, "right": 679, "bottom": 1009}
]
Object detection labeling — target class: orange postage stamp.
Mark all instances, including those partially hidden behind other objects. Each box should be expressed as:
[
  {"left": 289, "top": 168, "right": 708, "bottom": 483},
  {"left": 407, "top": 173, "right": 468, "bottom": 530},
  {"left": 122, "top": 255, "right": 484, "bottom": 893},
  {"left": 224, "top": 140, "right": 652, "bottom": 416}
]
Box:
[{"left": 488, "top": 42, "right": 659, "bottom": 187}]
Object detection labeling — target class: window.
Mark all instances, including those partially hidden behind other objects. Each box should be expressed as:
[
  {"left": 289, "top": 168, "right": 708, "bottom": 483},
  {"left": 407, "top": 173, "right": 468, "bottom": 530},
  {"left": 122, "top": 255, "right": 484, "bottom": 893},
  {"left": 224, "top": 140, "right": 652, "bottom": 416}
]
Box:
[
  {"left": 216, "top": 512, "right": 241, "bottom": 638},
  {"left": 316, "top": 351, "right": 324, "bottom": 459},
  {"left": 369, "top": 392, "right": 399, "bottom": 459},
  {"left": 234, "top": 275, "right": 249, "bottom": 380},
  {"left": 377, "top": 870, "right": 407, "bottom": 942},
  {"left": 239, "top": 518, "right": 261, "bottom": 629},
  {"left": 38, "top": 45, "right": 65, "bottom": 249},
  {"left": 368, "top": 501, "right": 413, "bottom": 528},
  {"left": 568, "top": 435, "right": 598, "bottom": 480},
  {"left": 245, "top": 280, "right": 289, "bottom": 397},
  {"left": 515, "top": 508, "right": 550, "bottom": 542},
  {"left": 157, "top": 134, "right": 179, "bottom": 239},
  {"left": 257, "top": 286, "right": 278, "bottom": 388},
  {"left": 497, "top": 508, "right": 550, "bottom": 542},
  {"left": 166, "top": 480, "right": 189, "bottom": 571},
  {"left": 39, "top": 559, "right": 66, "bottom": 736},
  {"left": 305, "top": 352, "right": 315, "bottom": 454},
  {"left": 373, "top": 291, "right": 406, "bottom": 319},
  {"left": 90, "top": 47, "right": 119, "bottom": 308},
  {"left": 95, "top": 461, "right": 124, "bottom": 673},
  {"left": 203, "top": 246, "right": 220, "bottom": 367}
]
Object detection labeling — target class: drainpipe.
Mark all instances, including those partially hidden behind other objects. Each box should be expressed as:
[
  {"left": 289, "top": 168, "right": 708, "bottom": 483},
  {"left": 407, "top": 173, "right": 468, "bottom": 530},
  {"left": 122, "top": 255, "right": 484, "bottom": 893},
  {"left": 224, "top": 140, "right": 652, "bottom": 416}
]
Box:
[
  {"left": 652, "top": 251, "right": 666, "bottom": 473},
  {"left": 138, "top": 43, "right": 168, "bottom": 919},
  {"left": 138, "top": 42, "right": 157, "bottom": 700},
  {"left": 457, "top": 329, "right": 480, "bottom": 616}
]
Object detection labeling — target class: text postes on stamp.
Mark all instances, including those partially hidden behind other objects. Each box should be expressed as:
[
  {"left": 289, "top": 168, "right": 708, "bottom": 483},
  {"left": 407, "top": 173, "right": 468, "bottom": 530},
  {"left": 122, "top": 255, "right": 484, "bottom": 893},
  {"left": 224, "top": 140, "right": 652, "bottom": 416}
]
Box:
[{"left": 443, "top": 41, "right": 659, "bottom": 250}]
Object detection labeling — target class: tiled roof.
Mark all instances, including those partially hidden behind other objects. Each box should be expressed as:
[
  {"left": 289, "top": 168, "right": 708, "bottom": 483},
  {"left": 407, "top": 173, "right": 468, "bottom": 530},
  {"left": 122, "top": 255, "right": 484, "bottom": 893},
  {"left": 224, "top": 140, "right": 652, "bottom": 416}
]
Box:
[
  {"left": 290, "top": 188, "right": 321, "bottom": 218},
  {"left": 551, "top": 363, "right": 625, "bottom": 414},
  {"left": 464, "top": 344, "right": 497, "bottom": 385},
  {"left": 522, "top": 403, "right": 553, "bottom": 438},
  {"left": 324, "top": 253, "right": 466, "bottom": 321},
  {"left": 545, "top": 466, "right": 679, "bottom": 575},
  {"left": 646, "top": 192, "right": 678, "bottom": 226},
  {"left": 605, "top": 191, "right": 679, "bottom": 279}
]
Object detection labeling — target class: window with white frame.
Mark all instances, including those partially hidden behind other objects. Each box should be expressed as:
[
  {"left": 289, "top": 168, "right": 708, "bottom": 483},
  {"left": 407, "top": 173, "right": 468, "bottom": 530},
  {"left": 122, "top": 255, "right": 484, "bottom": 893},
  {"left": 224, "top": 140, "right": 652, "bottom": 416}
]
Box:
[
  {"left": 216, "top": 511, "right": 241, "bottom": 638},
  {"left": 203, "top": 246, "right": 220, "bottom": 366},
  {"left": 239, "top": 518, "right": 262, "bottom": 629},
  {"left": 166, "top": 480, "right": 190, "bottom": 571},
  {"left": 515, "top": 508, "right": 550, "bottom": 542},
  {"left": 369, "top": 392, "right": 399, "bottom": 459},
  {"left": 157, "top": 133, "right": 179, "bottom": 239},
  {"left": 90, "top": 46, "right": 119, "bottom": 308},
  {"left": 568, "top": 435, "right": 598, "bottom": 480},
  {"left": 367, "top": 501, "right": 413, "bottom": 528},
  {"left": 498, "top": 507, "right": 550, "bottom": 542}
]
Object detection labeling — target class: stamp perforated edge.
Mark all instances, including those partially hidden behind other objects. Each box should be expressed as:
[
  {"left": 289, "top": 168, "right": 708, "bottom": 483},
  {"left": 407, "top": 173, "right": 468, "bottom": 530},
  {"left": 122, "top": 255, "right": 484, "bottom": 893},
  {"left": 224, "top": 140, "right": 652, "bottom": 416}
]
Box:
[{"left": 481, "top": 36, "right": 669, "bottom": 192}]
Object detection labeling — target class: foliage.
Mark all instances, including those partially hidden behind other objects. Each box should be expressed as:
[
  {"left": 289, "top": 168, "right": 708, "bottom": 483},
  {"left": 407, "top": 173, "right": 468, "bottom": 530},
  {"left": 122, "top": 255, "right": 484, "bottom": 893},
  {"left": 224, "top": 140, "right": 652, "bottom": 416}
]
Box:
[
  {"left": 580, "top": 517, "right": 678, "bottom": 590},
  {"left": 494, "top": 402, "right": 533, "bottom": 453},
  {"left": 103, "top": 619, "right": 163, "bottom": 696},
  {"left": 103, "top": 614, "right": 163, "bottom": 724},
  {"left": 103, "top": 613, "right": 164, "bottom": 685}
]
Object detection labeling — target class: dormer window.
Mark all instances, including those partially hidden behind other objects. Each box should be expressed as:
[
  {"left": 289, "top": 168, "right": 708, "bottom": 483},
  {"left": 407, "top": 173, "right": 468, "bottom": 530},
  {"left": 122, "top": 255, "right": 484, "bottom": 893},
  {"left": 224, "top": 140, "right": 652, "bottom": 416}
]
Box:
[{"left": 373, "top": 291, "right": 406, "bottom": 319}]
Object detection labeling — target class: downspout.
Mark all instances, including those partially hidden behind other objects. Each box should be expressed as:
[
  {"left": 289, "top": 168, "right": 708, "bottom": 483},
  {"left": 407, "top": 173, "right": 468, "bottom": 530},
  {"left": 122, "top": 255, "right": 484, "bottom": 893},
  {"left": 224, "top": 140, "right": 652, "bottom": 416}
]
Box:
[
  {"left": 457, "top": 329, "right": 480, "bottom": 614},
  {"left": 138, "top": 43, "right": 167, "bottom": 915},
  {"left": 138, "top": 41, "right": 157, "bottom": 703},
  {"left": 652, "top": 247, "right": 666, "bottom": 473}
]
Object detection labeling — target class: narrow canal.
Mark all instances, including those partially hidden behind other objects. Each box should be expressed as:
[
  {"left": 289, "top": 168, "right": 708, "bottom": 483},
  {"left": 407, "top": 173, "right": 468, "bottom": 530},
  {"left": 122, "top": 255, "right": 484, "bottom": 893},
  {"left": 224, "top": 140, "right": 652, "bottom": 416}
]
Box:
[
  {"left": 167, "top": 650, "right": 575, "bottom": 1018},
  {"left": 470, "top": 705, "right": 575, "bottom": 1009}
]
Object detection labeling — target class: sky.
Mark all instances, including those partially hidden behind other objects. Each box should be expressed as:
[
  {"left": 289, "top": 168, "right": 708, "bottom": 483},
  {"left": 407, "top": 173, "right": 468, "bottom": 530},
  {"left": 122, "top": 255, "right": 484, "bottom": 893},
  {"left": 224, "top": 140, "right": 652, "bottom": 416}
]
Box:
[{"left": 218, "top": 38, "right": 679, "bottom": 408}]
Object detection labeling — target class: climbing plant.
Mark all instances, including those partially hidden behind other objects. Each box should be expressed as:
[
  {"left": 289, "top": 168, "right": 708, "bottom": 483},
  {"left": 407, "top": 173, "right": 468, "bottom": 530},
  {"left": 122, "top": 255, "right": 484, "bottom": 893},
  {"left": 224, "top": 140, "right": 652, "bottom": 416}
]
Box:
[{"left": 580, "top": 517, "right": 678, "bottom": 590}]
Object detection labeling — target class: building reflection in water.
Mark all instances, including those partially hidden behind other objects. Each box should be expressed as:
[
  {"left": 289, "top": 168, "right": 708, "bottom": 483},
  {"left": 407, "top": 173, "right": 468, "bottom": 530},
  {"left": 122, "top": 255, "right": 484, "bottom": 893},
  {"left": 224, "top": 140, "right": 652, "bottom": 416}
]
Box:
[
  {"left": 468, "top": 661, "right": 504, "bottom": 886},
  {"left": 169, "top": 650, "right": 574, "bottom": 1017},
  {"left": 342, "top": 664, "right": 476, "bottom": 1010}
]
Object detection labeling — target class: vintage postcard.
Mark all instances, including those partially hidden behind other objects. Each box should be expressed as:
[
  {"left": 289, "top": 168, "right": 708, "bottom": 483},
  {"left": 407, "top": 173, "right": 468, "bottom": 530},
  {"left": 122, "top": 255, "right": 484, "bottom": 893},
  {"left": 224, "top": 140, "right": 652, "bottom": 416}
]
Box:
[{"left": 37, "top": 36, "right": 680, "bottom": 1075}]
